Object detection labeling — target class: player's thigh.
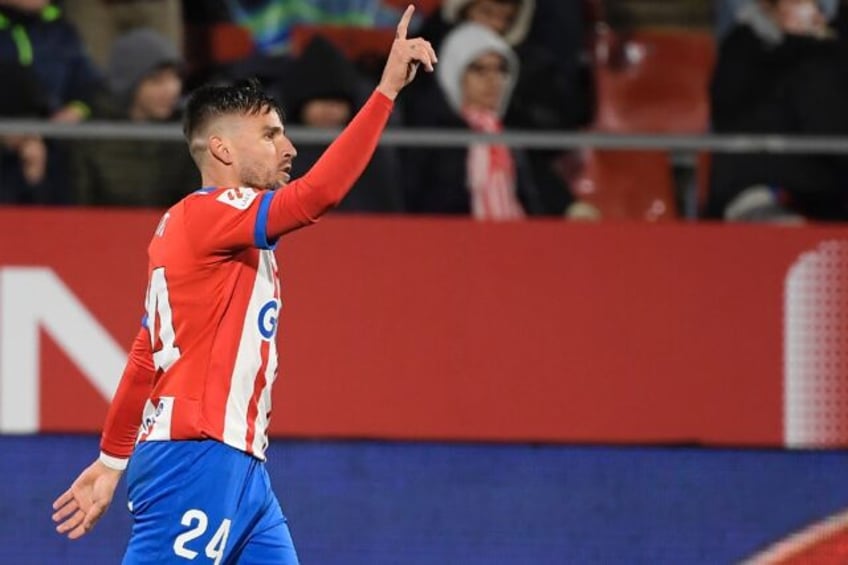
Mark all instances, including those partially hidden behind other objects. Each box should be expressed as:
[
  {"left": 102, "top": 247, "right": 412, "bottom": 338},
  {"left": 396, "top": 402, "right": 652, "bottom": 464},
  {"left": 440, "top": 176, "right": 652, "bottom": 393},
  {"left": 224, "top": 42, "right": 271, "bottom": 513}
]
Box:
[
  {"left": 234, "top": 496, "right": 299, "bottom": 565},
  {"left": 121, "top": 441, "right": 261, "bottom": 565},
  {"left": 123, "top": 505, "right": 241, "bottom": 565}
]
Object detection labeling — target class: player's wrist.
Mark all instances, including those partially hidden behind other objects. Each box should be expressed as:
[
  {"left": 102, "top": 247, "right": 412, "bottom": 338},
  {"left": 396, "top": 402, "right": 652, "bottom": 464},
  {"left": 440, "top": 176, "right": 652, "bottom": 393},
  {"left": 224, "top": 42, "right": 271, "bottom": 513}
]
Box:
[
  {"left": 98, "top": 451, "right": 129, "bottom": 471},
  {"left": 375, "top": 83, "right": 399, "bottom": 101}
]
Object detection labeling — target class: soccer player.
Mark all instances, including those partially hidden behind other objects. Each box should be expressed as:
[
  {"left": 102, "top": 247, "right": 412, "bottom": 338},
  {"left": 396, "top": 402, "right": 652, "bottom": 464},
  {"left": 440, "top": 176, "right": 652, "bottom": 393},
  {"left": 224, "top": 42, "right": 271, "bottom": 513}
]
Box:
[{"left": 51, "top": 6, "right": 436, "bottom": 564}]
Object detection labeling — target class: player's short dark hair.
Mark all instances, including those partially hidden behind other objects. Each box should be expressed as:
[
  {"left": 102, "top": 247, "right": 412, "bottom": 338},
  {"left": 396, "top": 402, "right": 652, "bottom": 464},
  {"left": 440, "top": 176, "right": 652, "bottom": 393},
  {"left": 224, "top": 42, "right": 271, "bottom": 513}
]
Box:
[{"left": 182, "top": 78, "right": 284, "bottom": 144}]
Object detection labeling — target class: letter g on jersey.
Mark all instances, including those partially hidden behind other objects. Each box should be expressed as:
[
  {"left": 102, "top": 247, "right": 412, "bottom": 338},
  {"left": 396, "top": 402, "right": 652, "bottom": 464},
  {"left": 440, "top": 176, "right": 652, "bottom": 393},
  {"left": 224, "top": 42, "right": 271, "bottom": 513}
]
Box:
[{"left": 257, "top": 299, "right": 279, "bottom": 340}]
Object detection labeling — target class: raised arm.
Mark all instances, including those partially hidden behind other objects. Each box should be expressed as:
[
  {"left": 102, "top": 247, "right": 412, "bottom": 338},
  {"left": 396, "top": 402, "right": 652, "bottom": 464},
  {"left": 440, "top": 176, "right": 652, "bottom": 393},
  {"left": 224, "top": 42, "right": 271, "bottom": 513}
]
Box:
[
  {"left": 264, "top": 4, "right": 437, "bottom": 240},
  {"left": 179, "top": 6, "right": 438, "bottom": 255}
]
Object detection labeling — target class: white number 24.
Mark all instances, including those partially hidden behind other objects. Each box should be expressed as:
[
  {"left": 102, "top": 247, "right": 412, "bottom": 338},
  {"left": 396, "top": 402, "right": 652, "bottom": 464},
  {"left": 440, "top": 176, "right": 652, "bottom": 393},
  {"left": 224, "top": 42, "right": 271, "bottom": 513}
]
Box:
[{"left": 172, "top": 509, "right": 232, "bottom": 564}]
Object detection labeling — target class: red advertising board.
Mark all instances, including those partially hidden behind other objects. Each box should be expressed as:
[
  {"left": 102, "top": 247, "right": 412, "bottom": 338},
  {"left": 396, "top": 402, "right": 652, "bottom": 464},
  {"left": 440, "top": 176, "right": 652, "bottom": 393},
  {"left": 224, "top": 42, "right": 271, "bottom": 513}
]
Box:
[{"left": 1, "top": 208, "right": 846, "bottom": 447}]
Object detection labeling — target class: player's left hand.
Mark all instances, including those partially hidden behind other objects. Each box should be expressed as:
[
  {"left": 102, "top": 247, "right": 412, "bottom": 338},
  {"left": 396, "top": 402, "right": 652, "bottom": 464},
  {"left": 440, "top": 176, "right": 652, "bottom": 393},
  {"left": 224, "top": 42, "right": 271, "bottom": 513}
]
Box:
[{"left": 52, "top": 460, "right": 122, "bottom": 539}]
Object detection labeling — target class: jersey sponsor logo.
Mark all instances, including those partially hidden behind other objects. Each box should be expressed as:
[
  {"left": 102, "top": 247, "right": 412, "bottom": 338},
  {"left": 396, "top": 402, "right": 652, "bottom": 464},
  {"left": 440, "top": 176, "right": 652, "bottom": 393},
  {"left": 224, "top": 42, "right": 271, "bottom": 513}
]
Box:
[
  {"left": 216, "top": 187, "right": 258, "bottom": 210},
  {"left": 257, "top": 299, "right": 279, "bottom": 340},
  {"left": 138, "top": 397, "right": 174, "bottom": 442}
]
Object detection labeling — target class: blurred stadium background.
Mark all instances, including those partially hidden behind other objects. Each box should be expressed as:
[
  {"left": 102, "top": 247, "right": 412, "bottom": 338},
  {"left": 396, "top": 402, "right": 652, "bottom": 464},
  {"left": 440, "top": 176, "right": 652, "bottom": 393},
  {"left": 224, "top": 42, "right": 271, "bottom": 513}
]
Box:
[{"left": 3, "top": 0, "right": 848, "bottom": 563}]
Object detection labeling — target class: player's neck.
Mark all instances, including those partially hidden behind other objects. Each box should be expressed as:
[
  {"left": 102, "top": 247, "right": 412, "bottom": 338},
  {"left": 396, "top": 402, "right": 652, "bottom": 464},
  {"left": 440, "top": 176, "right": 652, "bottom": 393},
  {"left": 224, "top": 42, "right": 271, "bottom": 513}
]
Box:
[{"left": 200, "top": 171, "right": 242, "bottom": 190}]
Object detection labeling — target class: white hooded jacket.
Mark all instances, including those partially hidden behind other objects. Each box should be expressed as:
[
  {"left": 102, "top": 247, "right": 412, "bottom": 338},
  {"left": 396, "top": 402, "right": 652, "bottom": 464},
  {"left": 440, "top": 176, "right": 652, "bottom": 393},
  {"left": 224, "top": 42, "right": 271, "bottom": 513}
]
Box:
[{"left": 435, "top": 22, "right": 520, "bottom": 118}]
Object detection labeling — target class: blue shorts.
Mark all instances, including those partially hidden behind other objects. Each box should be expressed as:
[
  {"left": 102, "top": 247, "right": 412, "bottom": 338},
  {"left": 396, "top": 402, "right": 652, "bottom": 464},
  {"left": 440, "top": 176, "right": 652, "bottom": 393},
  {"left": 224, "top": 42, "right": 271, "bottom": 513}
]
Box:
[{"left": 122, "top": 440, "right": 299, "bottom": 565}]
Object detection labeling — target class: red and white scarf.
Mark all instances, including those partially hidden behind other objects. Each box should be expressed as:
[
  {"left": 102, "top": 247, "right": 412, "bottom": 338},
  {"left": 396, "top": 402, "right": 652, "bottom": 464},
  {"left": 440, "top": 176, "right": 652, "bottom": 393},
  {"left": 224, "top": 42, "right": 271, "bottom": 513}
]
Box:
[{"left": 463, "top": 107, "right": 525, "bottom": 221}]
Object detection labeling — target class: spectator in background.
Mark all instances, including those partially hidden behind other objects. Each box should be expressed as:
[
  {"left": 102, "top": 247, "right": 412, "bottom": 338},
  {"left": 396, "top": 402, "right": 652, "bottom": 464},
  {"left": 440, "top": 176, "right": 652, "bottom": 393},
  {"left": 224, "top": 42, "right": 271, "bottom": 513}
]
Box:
[
  {"left": 223, "top": 0, "right": 406, "bottom": 55},
  {"left": 0, "top": 0, "right": 102, "bottom": 203},
  {"left": 405, "top": 23, "right": 541, "bottom": 218},
  {"left": 411, "top": 0, "right": 588, "bottom": 215},
  {"left": 708, "top": 0, "right": 848, "bottom": 222},
  {"left": 62, "top": 0, "right": 183, "bottom": 69},
  {"left": 0, "top": 0, "right": 101, "bottom": 122},
  {"left": 283, "top": 36, "right": 404, "bottom": 212},
  {"left": 717, "top": 0, "right": 839, "bottom": 37},
  {"left": 416, "top": 0, "right": 533, "bottom": 49},
  {"left": 0, "top": 62, "right": 50, "bottom": 202},
  {"left": 420, "top": 0, "right": 592, "bottom": 128},
  {"left": 70, "top": 29, "right": 198, "bottom": 207}
]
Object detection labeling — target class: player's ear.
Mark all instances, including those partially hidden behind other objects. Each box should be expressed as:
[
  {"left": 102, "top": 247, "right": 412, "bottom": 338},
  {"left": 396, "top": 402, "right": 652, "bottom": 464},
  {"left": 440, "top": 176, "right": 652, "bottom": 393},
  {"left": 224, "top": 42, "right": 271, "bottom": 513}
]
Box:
[{"left": 208, "top": 135, "right": 233, "bottom": 166}]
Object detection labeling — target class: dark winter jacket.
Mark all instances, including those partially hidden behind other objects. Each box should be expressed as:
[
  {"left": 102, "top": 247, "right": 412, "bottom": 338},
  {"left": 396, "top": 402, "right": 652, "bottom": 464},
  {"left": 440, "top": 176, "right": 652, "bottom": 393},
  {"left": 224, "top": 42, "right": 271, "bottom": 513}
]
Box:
[
  {"left": 708, "top": 6, "right": 848, "bottom": 220},
  {"left": 70, "top": 29, "right": 196, "bottom": 208},
  {"left": 404, "top": 83, "right": 542, "bottom": 216},
  {"left": 0, "top": 4, "right": 101, "bottom": 114}
]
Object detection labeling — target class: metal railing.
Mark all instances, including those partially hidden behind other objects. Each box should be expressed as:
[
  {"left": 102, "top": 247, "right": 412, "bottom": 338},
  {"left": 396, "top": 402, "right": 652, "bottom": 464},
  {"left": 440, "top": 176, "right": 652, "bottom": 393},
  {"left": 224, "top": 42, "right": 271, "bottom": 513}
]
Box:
[
  {"left": 3, "top": 119, "right": 848, "bottom": 219},
  {"left": 2, "top": 119, "right": 848, "bottom": 154}
]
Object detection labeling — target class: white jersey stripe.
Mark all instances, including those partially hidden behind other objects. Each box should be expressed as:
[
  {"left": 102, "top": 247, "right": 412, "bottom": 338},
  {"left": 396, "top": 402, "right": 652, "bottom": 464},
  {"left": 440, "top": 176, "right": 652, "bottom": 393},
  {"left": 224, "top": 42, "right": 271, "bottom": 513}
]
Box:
[
  {"left": 251, "top": 357, "right": 275, "bottom": 456},
  {"left": 223, "top": 251, "right": 276, "bottom": 453},
  {"left": 251, "top": 256, "right": 280, "bottom": 457}
]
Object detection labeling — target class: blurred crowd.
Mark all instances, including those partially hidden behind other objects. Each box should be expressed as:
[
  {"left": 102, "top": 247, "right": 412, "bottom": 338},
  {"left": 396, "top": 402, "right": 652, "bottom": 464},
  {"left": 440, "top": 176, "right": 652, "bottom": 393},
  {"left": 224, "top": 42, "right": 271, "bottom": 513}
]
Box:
[{"left": 0, "top": 0, "right": 847, "bottom": 223}]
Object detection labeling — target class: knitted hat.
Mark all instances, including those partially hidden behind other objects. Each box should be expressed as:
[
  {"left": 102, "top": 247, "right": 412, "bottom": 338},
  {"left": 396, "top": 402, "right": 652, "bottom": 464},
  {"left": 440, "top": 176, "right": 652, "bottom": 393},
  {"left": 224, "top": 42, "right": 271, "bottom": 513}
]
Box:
[{"left": 107, "top": 28, "right": 181, "bottom": 99}]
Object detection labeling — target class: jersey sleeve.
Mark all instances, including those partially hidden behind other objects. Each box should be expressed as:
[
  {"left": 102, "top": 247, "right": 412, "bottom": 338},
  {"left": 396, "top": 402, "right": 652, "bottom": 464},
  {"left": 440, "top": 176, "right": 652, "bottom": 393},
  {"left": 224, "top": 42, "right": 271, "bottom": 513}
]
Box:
[
  {"left": 99, "top": 326, "right": 156, "bottom": 467},
  {"left": 182, "top": 187, "right": 289, "bottom": 256},
  {"left": 264, "top": 90, "right": 394, "bottom": 240},
  {"left": 184, "top": 90, "right": 394, "bottom": 253}
]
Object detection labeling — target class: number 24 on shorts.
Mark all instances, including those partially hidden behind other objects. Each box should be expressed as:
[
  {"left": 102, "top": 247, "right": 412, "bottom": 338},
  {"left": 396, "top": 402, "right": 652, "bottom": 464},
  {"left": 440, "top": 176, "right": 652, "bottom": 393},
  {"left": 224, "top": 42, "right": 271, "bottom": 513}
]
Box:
[{"left": 173, "top": 509, "right": 231, "bottom": 564}]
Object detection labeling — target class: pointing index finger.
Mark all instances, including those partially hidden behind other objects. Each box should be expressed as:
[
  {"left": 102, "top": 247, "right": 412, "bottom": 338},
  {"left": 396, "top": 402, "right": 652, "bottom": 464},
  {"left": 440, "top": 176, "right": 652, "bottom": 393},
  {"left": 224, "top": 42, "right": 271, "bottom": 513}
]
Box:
[{"left": 396, "top": 4, "right": 415, "bottom": 40}]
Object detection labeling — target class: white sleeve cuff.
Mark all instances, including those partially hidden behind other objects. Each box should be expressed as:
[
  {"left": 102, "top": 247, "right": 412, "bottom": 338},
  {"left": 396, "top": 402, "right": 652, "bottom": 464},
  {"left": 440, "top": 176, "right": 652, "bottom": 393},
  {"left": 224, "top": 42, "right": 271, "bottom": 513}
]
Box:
[{"left": 99, "top": 452, "right": 129, "bottom": 471}]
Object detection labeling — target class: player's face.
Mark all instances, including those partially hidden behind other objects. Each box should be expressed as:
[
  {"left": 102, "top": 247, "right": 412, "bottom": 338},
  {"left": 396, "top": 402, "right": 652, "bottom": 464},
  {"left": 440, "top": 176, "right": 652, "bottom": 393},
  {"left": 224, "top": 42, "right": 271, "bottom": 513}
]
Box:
[{"left": 233, "top": 109, "right": 297, "bottom": 191}]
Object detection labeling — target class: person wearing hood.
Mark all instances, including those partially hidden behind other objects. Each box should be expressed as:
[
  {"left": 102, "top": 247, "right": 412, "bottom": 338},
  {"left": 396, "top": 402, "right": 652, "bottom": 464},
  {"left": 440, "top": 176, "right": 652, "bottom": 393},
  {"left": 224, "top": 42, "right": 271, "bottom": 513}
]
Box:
[
  {"left": 414, "top": 0, "right": 591, "bottom": 130},
  {"left": 282, "top": 36, "right": 404, "bottom": 212},
  {"left": 707, "top": 0, "right": 848, "bottom": 221},
  {"left": 409, "top": 0, "right": 588, "bottom": 215},
  {"left": 404, "top": 22, "right": 542, "bottom": 218},
  {"left": 70, "top": 28, "right": 198, "bottom": 207}
]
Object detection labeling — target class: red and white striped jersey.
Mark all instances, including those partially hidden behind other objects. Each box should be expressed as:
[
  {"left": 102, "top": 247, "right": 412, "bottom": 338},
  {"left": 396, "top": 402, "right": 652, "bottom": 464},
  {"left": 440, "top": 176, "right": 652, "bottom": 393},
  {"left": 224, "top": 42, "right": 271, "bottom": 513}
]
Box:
[
  {"left": 139, "top": 186, "right": 281, "bottom": 460},
  {"left": 99, "top": 90, "right": 394, "bottom": 468}
]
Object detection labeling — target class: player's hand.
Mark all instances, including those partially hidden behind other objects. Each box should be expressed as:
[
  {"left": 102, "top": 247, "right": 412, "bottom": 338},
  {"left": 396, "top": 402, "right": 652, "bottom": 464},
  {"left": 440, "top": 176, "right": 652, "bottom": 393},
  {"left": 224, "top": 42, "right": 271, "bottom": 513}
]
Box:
[
  {"left": 52, "top": 460, "right": 123, "bottom": 540},
  {"left": 377, "top": 4, "right": 438, "bottom": 100}
]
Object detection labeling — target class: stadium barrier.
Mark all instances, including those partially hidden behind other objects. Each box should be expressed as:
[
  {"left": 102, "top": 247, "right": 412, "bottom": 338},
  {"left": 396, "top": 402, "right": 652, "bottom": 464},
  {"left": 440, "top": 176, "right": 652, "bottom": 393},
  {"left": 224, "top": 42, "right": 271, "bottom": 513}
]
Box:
[
  {"left": 1, "top": 209, "right": 847, "bottom": 448},
  {"left": 3, "top": 124, "right": 848, "bottom": 563}
]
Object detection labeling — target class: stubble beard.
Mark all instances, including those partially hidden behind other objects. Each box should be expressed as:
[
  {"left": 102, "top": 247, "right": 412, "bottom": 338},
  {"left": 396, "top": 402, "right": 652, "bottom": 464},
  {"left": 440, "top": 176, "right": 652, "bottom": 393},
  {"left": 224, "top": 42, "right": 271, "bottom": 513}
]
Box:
[{"left": 241, "top": 163, "right": 283, "bottom": 191}]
